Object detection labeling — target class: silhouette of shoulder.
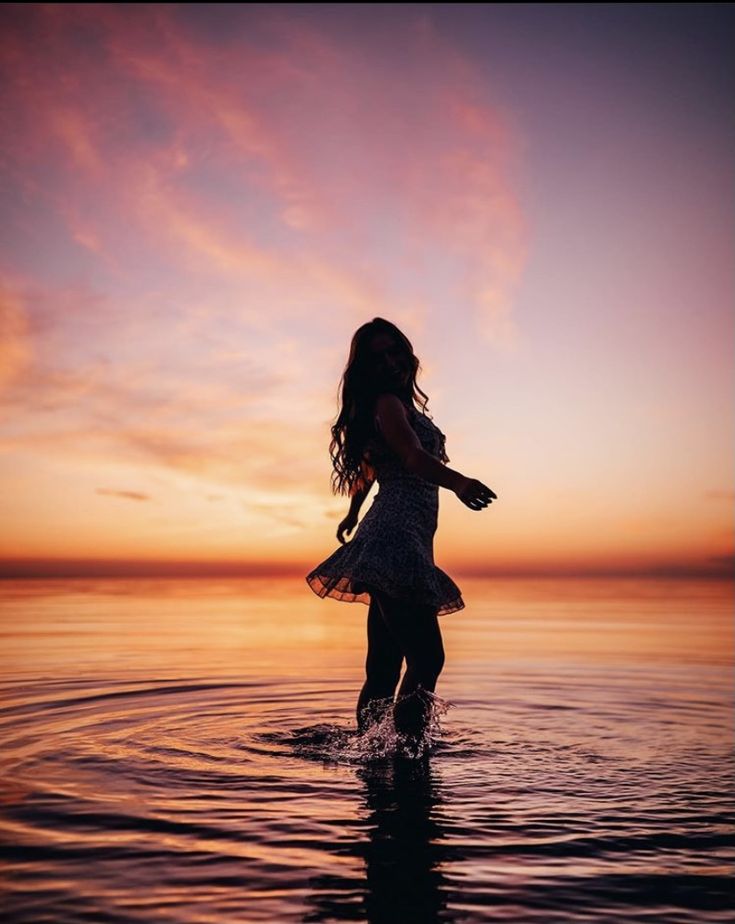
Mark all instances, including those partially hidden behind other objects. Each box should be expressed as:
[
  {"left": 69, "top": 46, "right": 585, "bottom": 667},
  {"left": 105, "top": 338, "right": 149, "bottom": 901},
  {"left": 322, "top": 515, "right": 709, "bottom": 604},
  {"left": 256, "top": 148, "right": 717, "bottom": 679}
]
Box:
[
  {"left": 374, "top": 393, "right": 421, "bottom": 462},
  {"left": 375, "top": 392, "right": 409, "bottom": 419}
]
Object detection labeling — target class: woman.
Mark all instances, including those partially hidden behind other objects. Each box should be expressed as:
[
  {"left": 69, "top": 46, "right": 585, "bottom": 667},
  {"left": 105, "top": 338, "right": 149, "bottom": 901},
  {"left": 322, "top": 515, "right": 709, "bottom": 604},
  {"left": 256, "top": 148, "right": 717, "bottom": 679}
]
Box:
[{"left": 305, "top": 318, "right": 496, "bottom": 748}]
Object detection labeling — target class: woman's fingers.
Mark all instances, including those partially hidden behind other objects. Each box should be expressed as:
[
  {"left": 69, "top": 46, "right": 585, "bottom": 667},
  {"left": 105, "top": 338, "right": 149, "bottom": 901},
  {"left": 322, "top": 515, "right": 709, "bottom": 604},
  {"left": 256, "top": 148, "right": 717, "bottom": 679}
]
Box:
[
  {"left": 456, "top": 477, "right": 498, "bottom": 511},
  {"left": 463, "top": 481, "right": 497, "bottom": 510}
]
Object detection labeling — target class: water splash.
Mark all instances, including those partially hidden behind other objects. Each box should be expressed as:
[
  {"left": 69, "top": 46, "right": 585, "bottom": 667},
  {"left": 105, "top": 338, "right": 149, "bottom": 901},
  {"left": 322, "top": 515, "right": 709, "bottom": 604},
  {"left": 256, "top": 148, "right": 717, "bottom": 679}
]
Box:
[{"left": 282, "top": 688, "right": 455, "bottom": 764}]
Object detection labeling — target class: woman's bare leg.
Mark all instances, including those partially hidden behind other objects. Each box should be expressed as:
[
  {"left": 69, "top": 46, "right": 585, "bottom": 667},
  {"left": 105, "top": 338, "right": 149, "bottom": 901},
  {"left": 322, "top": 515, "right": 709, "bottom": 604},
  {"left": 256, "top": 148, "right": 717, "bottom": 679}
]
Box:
[
  {"left": 371, "top": 589, "right": 445, "bottom": 741},
  {"left": 356, "top": 593, "right": 404, "bottom": 733}
]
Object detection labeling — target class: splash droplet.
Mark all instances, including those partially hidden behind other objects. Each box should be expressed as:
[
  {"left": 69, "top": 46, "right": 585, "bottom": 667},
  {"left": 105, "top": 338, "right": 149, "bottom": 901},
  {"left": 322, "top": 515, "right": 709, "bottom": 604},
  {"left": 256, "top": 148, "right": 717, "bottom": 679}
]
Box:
[{"left": 284, "top": 690, "right": 454, "bottom": 764}]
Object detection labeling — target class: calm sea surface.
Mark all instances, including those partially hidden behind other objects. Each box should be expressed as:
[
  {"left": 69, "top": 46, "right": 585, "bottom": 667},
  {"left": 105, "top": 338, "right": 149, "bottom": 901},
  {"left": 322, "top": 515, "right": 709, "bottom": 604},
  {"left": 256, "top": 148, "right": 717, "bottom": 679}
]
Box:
[{"left": 0, "top": 576, "right": 732, "bottom": 923}]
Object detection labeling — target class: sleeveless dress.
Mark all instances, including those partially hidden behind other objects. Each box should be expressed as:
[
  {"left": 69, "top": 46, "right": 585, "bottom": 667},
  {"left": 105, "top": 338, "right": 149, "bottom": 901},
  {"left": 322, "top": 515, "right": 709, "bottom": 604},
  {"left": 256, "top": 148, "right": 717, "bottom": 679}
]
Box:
[{"left": 305, "top": 403, "right": 465, "bottom": 616}]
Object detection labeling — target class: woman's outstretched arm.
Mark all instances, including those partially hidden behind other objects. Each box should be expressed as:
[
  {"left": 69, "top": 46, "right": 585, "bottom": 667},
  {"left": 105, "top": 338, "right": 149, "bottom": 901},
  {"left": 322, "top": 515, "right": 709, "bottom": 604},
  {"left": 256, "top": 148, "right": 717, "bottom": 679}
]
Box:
[{"left": 375, "top": 394, "right": 497, "bottom": 511}]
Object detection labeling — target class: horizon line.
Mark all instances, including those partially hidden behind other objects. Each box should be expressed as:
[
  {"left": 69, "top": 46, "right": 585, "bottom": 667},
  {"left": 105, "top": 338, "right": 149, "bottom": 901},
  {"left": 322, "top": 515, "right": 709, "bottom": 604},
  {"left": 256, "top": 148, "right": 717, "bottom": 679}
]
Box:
[{"left": 0, "top": 557, "right": 732, "bottom": 581}]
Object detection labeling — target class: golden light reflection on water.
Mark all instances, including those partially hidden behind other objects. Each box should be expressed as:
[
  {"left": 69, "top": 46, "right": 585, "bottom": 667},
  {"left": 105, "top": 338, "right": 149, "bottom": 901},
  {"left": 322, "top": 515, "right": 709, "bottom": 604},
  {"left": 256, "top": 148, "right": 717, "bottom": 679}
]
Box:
[{"left": 0, "top": 576, "right": 731, "bottom": 681}]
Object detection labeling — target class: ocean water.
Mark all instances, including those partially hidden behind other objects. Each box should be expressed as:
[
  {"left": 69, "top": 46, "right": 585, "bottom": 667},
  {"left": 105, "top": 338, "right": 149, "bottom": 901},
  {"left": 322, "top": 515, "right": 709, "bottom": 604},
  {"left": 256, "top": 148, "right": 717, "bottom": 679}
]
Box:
[{"left": 0, "top": 576, "right": 732, "bottom": 923}]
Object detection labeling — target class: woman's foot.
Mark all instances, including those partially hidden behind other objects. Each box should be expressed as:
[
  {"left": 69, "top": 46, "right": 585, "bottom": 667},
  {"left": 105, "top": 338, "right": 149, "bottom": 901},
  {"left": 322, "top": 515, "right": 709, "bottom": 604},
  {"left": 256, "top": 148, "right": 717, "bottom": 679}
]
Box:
[{"left": 393, "top": 686, "right": 433, "bottom": 741}]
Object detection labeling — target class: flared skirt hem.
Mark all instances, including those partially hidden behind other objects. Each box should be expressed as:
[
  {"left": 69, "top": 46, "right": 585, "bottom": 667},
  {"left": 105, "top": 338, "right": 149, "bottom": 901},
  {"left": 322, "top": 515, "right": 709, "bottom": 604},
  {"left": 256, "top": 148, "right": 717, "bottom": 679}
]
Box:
[{"left": 305, "top": 570, "right": 465, "bottom": 617}]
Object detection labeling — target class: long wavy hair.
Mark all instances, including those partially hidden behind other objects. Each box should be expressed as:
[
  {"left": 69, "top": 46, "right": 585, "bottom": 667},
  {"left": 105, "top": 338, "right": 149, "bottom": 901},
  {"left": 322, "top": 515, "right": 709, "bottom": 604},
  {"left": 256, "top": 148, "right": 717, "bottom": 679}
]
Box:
[{"left": 329, "top": 317, "right": 434, "bottom": 497}]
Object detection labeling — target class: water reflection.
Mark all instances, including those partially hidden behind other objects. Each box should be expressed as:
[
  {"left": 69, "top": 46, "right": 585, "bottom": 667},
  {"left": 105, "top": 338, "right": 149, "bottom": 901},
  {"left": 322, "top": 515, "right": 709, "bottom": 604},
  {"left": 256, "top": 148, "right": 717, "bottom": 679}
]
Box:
[
  {"left": 304, "top": 754, "right": 453, "bottom": 923},
  {"left": 0, "top": 577, "right": 732, "bottom": 923}
]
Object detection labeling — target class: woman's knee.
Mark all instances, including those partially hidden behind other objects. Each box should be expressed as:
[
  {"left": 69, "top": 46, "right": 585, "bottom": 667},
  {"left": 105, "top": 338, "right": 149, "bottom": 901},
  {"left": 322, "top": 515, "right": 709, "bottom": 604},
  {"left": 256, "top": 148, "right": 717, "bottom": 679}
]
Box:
[
  {"left": 434, "top": 643, "right": 446, "bottom": 677},
  {"left": 365, "top": 652, "right": 402, "bottom": 688},
  {"left": 406, "top": 642, "right": 444, "bottom": 682}
]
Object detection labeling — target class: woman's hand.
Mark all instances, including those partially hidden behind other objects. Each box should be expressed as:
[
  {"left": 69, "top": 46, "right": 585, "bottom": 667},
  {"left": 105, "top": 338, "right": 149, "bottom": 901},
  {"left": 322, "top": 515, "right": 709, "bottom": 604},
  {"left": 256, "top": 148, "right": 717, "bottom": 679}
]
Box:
[
  {"left": 337, "top": 512, "right": 359, "bottom": 544},
  {"left": 453, "top": 476, "right": 497, "bottom": 511}
]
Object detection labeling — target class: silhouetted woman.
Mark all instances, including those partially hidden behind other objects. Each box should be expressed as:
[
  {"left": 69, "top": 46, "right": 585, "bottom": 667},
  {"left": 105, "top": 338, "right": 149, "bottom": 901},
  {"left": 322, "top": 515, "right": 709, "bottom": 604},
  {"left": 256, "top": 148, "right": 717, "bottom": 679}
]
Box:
[{"left": 305, "top": 318, "right": 496, "bottom": 749}]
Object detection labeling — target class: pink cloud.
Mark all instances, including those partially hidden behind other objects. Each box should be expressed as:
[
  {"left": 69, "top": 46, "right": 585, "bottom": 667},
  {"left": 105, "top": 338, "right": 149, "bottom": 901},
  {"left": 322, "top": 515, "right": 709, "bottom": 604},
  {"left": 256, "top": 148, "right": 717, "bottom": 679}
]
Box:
[{"left": 0, "top": 4, "right": 526, "bottom": 338}]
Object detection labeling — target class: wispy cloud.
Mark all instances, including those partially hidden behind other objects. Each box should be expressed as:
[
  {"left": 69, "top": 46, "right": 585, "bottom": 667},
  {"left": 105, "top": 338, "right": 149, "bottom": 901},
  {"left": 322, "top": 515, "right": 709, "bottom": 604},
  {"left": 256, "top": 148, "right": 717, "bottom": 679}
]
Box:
[
  {"left": 704, "top": 489, "right": 735, "bottom": 502},
  {"left": 0, "top": 286, "right": 31, "bottom": 390},
  {"left": 96, "top": 488, "right": 150, "bottom": 502}
]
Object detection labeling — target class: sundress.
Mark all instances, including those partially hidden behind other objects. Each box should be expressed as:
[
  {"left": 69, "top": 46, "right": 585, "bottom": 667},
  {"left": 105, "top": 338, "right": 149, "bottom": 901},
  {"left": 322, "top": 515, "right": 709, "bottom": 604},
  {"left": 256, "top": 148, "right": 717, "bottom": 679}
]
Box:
[{"left": 305, "top": 403, "right": 465, "bottom": 616}]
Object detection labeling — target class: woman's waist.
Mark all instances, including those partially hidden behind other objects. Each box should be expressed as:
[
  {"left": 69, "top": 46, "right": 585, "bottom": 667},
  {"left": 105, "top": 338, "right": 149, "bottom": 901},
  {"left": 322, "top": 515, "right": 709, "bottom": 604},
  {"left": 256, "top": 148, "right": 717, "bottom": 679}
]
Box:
[
  {"left": 361, "top": 491, "right": 438, "bottom": 533},
  {"left": 375, "top": 474, "right": 438, "bottom": 493},
  {"left": 371, "top": 481, "right": 439, "bottom": 516}
]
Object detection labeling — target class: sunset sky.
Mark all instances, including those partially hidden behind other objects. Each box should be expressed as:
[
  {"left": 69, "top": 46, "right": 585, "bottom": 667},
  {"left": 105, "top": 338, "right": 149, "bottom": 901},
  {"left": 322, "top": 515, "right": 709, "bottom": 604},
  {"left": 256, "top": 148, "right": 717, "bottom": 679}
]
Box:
[{"left": 0, "top": 3, "right": 732, "bottom": 578}]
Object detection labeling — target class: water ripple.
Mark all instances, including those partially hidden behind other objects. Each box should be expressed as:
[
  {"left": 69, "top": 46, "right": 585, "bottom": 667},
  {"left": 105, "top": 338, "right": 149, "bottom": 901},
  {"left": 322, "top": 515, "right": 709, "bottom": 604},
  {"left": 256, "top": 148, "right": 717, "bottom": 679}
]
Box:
[{"left": 1, "top": 577, "right": 733, "bottom": 922}]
